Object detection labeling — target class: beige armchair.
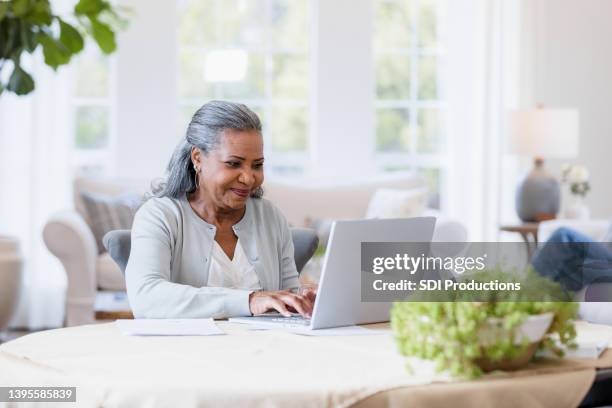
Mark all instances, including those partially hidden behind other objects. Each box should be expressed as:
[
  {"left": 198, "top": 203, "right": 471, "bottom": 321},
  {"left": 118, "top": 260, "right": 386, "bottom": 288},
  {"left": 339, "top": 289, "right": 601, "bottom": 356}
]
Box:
[{"left": 43, "top": 178, "right": 146, "bottom": 326}]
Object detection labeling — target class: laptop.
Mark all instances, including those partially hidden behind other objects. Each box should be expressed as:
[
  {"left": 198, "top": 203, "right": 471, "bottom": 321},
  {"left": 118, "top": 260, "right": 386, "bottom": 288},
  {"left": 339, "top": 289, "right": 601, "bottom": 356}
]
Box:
[{"left": 229, "top": 217, "right": 436, "bottom": 330}]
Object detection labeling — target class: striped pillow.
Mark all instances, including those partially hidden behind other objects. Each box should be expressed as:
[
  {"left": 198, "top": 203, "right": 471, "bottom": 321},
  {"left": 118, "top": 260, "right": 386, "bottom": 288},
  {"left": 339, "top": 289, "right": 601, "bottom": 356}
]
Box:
[{"left": 80, "top": 191, "right": 142, "bottom": 254}]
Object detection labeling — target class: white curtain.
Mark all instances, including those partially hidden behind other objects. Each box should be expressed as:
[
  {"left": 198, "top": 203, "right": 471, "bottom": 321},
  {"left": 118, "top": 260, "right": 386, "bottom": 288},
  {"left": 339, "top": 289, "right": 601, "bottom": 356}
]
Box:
[
  {"left": 444, "top": 0, "right": 524, "bottom": 241},
  {"left": 0, "top": 54, "right": 72, "bottom": 329}
]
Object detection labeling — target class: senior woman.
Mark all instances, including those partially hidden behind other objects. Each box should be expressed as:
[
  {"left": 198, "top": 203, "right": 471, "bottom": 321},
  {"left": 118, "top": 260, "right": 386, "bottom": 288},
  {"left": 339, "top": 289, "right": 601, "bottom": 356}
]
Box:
[{"left": 125, "top": 100, "right": 313, "bottom": 319}]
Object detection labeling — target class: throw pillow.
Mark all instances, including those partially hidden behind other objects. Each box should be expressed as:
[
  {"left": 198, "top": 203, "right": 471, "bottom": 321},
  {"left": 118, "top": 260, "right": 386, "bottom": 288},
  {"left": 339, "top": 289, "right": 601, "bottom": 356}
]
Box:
[
  {"left": 365, "top": 188, "right": 428, "bottom": 219},
  {"left": 80, "top": 191, "right": 142, "bottom": 254}
]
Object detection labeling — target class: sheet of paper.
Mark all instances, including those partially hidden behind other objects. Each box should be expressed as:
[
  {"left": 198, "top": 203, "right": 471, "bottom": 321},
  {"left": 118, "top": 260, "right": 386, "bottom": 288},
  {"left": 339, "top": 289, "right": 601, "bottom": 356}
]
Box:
[
  {"left": 116, "top": 318, "right": 225, "bottom": 336},
  {"left": 561, "top": 321, "right": 612, "bottom": 358},
  {"left": 248, "top": 325, "right": 388, "bottom": 336}
]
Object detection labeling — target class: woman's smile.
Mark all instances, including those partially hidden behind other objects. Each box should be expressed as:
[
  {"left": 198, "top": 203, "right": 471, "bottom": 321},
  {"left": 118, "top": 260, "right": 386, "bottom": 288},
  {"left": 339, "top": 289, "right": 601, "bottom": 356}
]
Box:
[{"left": 230, "top": 188, "right": 250, "bottom": 198}]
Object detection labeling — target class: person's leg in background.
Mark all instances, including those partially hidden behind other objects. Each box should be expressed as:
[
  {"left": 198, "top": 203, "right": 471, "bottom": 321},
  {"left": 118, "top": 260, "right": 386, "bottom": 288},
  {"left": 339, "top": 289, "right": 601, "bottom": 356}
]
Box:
[{"left": 531, "top": 227, "right": 612, "bottom": 291}]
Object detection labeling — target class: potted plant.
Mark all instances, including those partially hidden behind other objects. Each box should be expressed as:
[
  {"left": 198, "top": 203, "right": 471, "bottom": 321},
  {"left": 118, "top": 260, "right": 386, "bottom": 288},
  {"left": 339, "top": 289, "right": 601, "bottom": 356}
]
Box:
[
  {"left": 391, "top": 268, "right": 578, "bottom": 378},
  {"left": 561, "top": 164, "right": 591, "bottom": 219},
  {"left": 0, "top": 0, "right": 126, "bottom": 96}
]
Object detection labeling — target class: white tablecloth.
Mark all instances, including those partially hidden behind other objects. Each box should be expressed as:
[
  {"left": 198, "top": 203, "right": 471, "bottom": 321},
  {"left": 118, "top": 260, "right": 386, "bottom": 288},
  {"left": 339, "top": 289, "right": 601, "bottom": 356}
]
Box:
[{"left": 0, "top": 321, "right": 609, "bottom": 408}]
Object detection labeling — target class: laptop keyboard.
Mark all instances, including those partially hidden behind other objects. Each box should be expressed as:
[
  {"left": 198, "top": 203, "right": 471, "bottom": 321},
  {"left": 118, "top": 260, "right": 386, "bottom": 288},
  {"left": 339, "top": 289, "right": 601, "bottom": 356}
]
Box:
[{"left": 252, "top": 314, "right": 310, "bottom": 325}]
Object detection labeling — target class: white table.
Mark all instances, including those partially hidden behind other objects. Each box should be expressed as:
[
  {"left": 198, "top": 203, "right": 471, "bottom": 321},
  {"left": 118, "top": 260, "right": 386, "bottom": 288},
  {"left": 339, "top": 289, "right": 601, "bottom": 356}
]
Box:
[{"left": 0, "top": 321, "right": 609, "bottom": 408}]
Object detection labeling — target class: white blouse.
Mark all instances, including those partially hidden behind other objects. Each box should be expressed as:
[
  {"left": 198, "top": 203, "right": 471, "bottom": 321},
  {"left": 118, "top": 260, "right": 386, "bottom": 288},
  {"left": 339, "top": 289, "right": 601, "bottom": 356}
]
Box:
[{"left": 207, "top": 239, "right": 262, "bottom": 291}]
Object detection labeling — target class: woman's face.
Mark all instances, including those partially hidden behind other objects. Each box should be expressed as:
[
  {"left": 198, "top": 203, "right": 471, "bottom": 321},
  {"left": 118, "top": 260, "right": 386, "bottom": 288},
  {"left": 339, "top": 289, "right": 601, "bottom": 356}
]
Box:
[{"left": 194, "top": 129, "right": 264, "bottom": 211}]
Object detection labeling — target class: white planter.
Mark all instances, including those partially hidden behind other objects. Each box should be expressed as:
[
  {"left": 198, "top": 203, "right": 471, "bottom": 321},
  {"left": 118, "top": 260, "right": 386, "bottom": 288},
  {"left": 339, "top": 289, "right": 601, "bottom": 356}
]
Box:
[
  {"left": 479, "top": 312, "right": 554, "bottom": 345},
  {"left": 564, "top": 196, "right": 590, "bottom": 220},
  {"left": 476, "top": 312, "right": 554, "bottom": 372},
  {"left": 0, "top": 236, "right": 23, "bottom": 331}
]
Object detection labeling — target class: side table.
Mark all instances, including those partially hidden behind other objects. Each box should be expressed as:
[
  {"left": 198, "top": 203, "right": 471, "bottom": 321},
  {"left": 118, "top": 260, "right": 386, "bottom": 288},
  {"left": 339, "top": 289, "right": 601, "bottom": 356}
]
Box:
[{"left": 500, "top": 223, "right": 539, "bottom": 260}]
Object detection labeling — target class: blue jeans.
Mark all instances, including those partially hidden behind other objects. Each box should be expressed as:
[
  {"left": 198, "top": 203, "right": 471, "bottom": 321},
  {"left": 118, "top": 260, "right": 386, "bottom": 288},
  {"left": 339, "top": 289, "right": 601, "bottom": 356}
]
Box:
[{"left": 531, "top": 227, "right": 612, "bottom": 291}]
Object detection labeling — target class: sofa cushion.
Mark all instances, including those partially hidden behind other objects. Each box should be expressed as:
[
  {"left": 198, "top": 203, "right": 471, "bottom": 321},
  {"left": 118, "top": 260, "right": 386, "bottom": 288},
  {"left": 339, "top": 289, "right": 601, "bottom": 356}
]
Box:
[
  {"left": 263, "top": 173, "right": 425, "bottom": 227},
  {"left": 81, "top": 191, "right": 142, "bottom": 254},
  {"left": 96, "top": 252, "right": 127, "bottom": 291},
  {"left": 365, "top": 188, "right": 427, "bottom": 219},
  {"left": 73, "top": 177, "right": 150, "bottom": 225}
]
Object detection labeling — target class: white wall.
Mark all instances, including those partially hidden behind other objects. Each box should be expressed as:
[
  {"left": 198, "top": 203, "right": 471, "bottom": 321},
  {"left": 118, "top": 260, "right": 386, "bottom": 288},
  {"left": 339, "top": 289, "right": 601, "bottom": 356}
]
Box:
[{"left": 527, "top": 0, "right": 612, "bottom": 218}]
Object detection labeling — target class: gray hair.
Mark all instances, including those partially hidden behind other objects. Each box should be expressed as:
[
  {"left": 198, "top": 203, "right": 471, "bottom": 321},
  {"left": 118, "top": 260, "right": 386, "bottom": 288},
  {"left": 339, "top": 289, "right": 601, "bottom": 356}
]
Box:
[{"left": 151, "top": 100, "right": 264, "bottom": 199}]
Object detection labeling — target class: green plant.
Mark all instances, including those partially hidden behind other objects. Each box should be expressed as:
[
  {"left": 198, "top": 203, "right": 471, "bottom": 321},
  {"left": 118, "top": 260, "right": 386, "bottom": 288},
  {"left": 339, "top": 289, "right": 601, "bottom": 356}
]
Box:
[
  {"left": 391, "top": 268, "right": 578, "bottom": 379},
  {"left": 0, "top": 0, "right": 127, "bottom": 96}
]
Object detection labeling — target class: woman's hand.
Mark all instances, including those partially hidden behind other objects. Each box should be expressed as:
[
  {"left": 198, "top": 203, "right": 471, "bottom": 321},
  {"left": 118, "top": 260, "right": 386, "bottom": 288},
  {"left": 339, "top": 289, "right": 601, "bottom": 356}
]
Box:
[
  {"left": 249, "top": 290, "right": 313, "bottom": 318},
  {"left": 298, "top": 284, "right": 317, "bottom": 304}
]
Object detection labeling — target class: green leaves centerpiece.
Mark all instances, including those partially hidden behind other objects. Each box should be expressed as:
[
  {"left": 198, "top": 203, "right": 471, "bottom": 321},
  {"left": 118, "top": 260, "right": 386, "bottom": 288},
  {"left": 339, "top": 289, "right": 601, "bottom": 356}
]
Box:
[
  {"left": 391, "top": 268, "right": 579, "bottom": 379},
  {"left": 0, "top": 0, "right": 127, "bottom": 96}
]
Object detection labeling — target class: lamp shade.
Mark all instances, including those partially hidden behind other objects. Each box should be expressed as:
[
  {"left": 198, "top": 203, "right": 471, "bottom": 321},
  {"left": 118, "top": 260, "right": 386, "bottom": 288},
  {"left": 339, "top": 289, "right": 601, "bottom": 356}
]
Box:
[{"left": 509, "top": 108, "right": 579, "bottom": 158}]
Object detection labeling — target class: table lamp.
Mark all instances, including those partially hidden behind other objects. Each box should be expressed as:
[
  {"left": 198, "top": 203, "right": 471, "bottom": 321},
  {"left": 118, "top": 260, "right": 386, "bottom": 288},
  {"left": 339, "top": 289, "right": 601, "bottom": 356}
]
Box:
[{"left": 509, "top": 107, "right": 579, "bottom": 222}]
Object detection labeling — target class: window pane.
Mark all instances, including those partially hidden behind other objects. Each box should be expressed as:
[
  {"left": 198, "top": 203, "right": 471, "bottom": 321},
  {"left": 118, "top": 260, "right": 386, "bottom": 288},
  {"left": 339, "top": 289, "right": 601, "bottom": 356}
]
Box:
[
  {"left": 75, "top": 106, "right": 109, "bottom": 149},
  {"left": 216, "top": 53, "right": 265, "bottom": 99},
  {"left": 418, "top": 0, "right": 439, "bottom": 48},
  {"left": 417, "top": 56, "right": 438, "bottom": 100},
  {"left": 178, "top": 50, "right": 216, "bottom": 99},
  {"left": 74, "top": 49, "right": 109, "bottom": 98},
  {"left": 271, "top": 54, "right": 309, "bottom": 99},
  {"left": 178, "top": 0, "right": 217, "bottom": 47},
  {"left": 376, "top": 108, "right": 411, "bottom": 152},
  {"left": 381, "top": 164, "right": 411, "bottom": 172},
  {"left": 218, "top": 0, "right": 266, "bottom": 47},
  {"left": 250, "top": 105, "right": 266, "bottom": 130},
  {"left": 270, "top": 106, "right": 307, "bottom": 152},
  {"left": 373, "top": 0, "right": 413, "bottom": 50},
  {"left": 417, "top": 167, "right": 441, "bottom": 201},
  {"left": 270, "top": 0, "right": 309, "bottom": 50},
  {"left": 178, "top": 104, "right": 200, "bottom": 137},
  {"left": 416, "top": 108, "right": 443, "bottom": 153},
  {"left": 376, "top": 55, "right": 411, "bottom": 99}
]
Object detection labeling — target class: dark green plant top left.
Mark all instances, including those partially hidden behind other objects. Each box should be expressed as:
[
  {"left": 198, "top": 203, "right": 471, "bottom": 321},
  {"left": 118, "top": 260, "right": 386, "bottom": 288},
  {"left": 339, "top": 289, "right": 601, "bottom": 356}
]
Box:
[{"left": 0, "top": 0, "right": 127, "bottom": 96}]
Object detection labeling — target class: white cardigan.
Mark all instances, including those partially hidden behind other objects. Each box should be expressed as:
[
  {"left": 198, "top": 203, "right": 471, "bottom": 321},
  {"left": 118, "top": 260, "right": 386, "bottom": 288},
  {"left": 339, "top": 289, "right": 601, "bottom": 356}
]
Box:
[{"left": 125, "top": 195, "right": 299, "bottom": 319}]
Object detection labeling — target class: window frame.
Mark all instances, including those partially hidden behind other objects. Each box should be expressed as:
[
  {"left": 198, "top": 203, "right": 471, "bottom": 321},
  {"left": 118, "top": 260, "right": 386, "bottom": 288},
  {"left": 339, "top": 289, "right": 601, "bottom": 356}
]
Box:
[
  {"left": 176, "top": 0, "right": 313, "bottom": 175},
  {"left": 373, "top": 0, "right": 449, "bottom": 208}
]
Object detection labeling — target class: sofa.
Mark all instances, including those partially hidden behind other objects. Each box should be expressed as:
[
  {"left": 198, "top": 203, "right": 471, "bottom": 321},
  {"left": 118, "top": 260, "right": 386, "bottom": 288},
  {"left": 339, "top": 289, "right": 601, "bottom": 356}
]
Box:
[{"left": 43, "top": 174, "right": 467, "bottom": 326}]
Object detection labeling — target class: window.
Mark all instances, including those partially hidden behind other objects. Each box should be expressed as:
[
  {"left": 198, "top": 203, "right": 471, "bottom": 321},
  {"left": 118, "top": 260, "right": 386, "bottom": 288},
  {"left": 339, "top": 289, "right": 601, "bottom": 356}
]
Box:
[
  {"left": 373, "top": 0, "right": 447, "bottom": 207},
  {"left": 70, "top": 43, "right": 116, "bottom": 177},
  {"left": 177, "top": 0, "right": 311, "bottom": 175}
]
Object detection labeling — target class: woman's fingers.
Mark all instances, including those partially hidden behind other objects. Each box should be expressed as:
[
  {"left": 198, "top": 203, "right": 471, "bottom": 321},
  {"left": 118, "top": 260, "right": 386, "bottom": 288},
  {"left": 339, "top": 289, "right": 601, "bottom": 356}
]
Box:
[
  {"left": 279, "top": 293, "right": 311, "bottom": 318},
  {"left": 302, "top": 287, "right": 317, "bottom": 303},
  {"left": 268, "top": 297, "right": 292, "bottom": 317},
  {"left": 282, "top": 292, "right": 314, "bottom": 318},
  {"left": 248, "top": 290, "right": 314, "bottom": 318}
]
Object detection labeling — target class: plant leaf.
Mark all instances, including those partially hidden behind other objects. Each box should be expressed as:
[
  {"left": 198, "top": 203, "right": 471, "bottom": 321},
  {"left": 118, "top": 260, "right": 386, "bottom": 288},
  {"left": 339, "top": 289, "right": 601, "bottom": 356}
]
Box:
[
  {"left": 75, "top": 0, "right": 106, "bottom": 16},
  {"left": 11, "top": 0, "right": 32, "bottom": 17},
  {"left": 58, "top": 19, "right": 83, "bottom": 54},
  {"left": 0, "top": 3, "right": 9, "bottom": 22},
  {"left": 19, "top": 21, "right": 37, "bottom": 52},
  {"left": 3, "top": 19, "right": 22, "bottom": 59},
  {"left": 32, "top": 0, "right": 50, "bottom": 14},
  {"left": 39, "top": 33, "right": 71, "bottom": 69},
  {"left": 24, "top": 0, "right": 52, "bottom": 25},
  {"left": 89, "top": 17, "right": 115, "bottom": 53},
  {"left": 7, "top": 64, "right": 35, "bottom": 95}
]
